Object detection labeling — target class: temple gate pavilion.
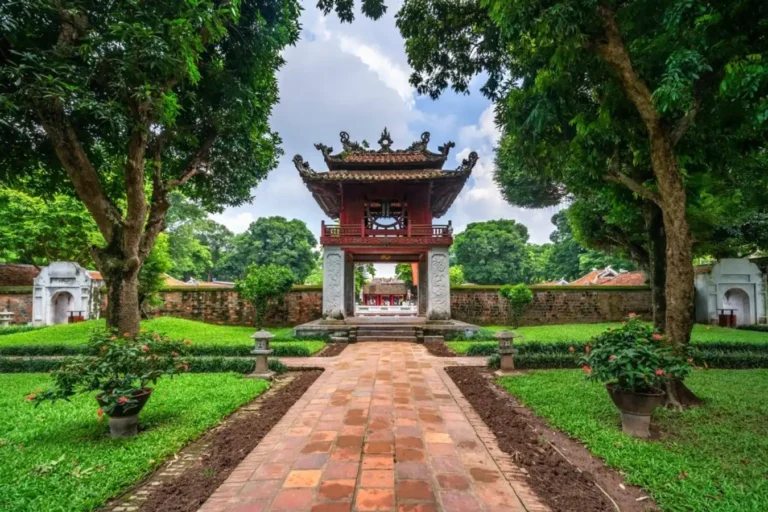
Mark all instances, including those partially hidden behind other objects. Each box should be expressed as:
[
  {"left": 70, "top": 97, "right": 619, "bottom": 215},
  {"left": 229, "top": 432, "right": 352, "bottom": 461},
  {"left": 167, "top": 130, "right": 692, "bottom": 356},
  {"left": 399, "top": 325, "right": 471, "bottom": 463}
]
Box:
[{"left": 294, "top": 128, "right": 477, "bottom": 323}]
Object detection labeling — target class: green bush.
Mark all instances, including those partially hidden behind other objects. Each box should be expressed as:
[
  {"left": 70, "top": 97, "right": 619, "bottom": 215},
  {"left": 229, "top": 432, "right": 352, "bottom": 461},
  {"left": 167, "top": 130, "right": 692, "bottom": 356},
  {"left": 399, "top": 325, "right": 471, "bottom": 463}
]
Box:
[
  {"left": 737, "top": 324, "right": 768, "bottom": 333},
  {"left": 499, "top": 284, "right": 533, "bottom": 328},
  {"left": 0, "top": 325, "right": 44, "bottom": 336},
  {"left": 268, "top": 358, "right": 287, "bottom": 374},
  {"left": 467, "top": 343, "right": 500, "bottom": 356}
]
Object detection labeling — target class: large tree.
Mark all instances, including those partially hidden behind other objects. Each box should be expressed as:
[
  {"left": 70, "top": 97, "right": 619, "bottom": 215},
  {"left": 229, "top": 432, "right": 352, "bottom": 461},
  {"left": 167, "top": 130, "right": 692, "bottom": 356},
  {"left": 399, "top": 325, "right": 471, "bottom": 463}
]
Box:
[
  {"left": 1, "top": 1, "right": 300, "bottom": 335},
  {"left": 215, "top": 217, "right": 318, "bottom": 283},
  {"left": 454, "top": 220, "right": 530, "bottom": 285},
  {"left": 393, "top": 0, "right": 768, "bottom": 359}
]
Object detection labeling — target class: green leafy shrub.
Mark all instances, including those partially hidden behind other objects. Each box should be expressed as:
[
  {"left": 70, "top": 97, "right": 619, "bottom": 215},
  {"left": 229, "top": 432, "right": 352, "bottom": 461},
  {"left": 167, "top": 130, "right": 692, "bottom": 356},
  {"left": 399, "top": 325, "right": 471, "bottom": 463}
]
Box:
[
  {"left": 488, "top": 353, "right": 500, "bottom": 369},
  {"left": 0, "top": 325, "right": 43, "bottom": 336},
  {"left": 236, "top": 264, "right": 296, "bottom": 328},
  {"left": 580, "top": 316, "right": 692, "bottom": 392},
  {"left": 28, "top": 330, "right": 189, "bottom": 416},
  {"left": 467, "top": 343, "right": 499, "bottom": 356},
  {"left": 268, "top": 358, "right": 287, "bottom": 374},
  {"left": 737, "top": 324, "right": 768, "bottom": 333},
  {"left": 499, "top": 284, "right": 533, "bottom": 328}
]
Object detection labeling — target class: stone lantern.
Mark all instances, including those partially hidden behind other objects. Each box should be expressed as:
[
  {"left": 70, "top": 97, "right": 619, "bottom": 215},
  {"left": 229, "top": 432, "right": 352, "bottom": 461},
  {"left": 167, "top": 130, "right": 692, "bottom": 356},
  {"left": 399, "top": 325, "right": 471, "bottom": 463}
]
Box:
[
  {"left": 0, "top": 311, "right": 13, "bottom": 328},
  {"left": 495, "top": 330, "right": 521, "bottom": 374},
  {"left": 249, "top": 329, "right": 275, "bottom": 379}
]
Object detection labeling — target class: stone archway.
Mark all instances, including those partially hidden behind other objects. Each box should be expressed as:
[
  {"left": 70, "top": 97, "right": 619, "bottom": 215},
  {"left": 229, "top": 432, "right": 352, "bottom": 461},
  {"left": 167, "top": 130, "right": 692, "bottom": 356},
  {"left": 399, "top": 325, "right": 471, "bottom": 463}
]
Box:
[
  {"left": 51, "top": 291, "right": 74, "bottom": 325},
  {"left": 723, "top": 288, "right": 751, "bottom": 326}
]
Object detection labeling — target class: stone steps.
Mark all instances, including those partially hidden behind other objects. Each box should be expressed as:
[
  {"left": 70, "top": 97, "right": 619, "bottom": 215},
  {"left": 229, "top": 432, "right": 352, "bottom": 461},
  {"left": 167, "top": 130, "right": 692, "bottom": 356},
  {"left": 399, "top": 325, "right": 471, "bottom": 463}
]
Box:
[{"left": 357, "top": 335, "right": 418, "bottom": 342}]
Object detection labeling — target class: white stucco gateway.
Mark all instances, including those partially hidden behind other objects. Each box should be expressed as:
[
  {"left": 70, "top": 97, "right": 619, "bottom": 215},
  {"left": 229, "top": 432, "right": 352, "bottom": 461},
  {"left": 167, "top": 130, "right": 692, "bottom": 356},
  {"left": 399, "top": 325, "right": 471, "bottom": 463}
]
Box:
[
  {"left": 694, "top": 258, "right": 767, "bottom": 326},
  {"left": 32, "top": 262, "right": 104, "bottom": 326}
]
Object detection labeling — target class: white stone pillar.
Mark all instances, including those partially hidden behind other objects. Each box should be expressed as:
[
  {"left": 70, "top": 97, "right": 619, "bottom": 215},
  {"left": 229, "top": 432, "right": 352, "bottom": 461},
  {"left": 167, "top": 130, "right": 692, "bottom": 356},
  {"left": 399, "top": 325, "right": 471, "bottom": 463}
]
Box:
[
  {"left": 427, "top": 247, "right": 451, "bottom": 320},
  {"left": 322, "top": 247, "right": 346, "bottom": 320}
]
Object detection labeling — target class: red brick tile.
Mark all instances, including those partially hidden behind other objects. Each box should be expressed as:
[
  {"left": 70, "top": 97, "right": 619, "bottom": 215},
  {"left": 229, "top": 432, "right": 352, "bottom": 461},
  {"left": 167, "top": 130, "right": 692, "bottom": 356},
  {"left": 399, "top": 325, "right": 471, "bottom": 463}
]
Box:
[
  {"left": 285, "top": 469, "right": 322, "bottom": 488},
  {"left": 293, "top": 453, "right": 329, "bottom": 469},
  {"left": 318, "top": 479, "right": 356, "bottom": 500},
  {"left": 364, "top": 442, "right": 393, "bottom": 454},
  {"left": 396, "top": 480, "right": 434, "bottom": 501},
  {"left": 230, "top": 501, "right": 268, "bottom": 512},
  {"left": 252, "top": 463, "right": 291, "bottom": 480},
  {"left": 362, "top": 455, "right": 394, "bottom": 470},
  {"left": 439, "top": 491, "right": 483, "bottom": 512},
  {"left": 355, "top": 488, "right": 396, "bottom": 511},
  {"left": 436, "top": 474, "right": 470, "bottom": 491},
  {"left": 302, "top": 441, "right": 333, "bottom": 454},
  {"left": 396, "top": 462, "right": 430, "bottom": 480},
  {"left": 238, "top": 479, "right": 282, "bottom": 500},
  {"left": 272, "top": 488, "right": 315, "bottom": 510},
  {"left": 395, "top": 448, "right": 425, "bottom": 462},
  {"left": 310, "top": 502, "right": 352, "bottom": 512},
  {"left": 322, "top": 461, "right": 359, "bottom": 480},
  {"left": 360, "top": 469, "right": 395, "bottom": 488},
  {"left": 397, "top": 504, "right": 437, "bottom": 512}
]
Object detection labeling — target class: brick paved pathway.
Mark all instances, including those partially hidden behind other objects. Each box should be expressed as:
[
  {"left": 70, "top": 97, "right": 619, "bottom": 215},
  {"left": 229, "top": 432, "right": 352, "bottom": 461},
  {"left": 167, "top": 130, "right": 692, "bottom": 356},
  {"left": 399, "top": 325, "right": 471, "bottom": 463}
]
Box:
[{"left": 199, "top": 343, "right": 548, "bottom": 512}]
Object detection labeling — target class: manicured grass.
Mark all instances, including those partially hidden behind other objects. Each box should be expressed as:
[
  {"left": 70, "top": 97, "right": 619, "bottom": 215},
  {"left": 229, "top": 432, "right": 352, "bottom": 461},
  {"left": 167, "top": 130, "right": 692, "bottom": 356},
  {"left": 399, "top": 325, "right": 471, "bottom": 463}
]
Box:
[
  {"left": 498, "top": 369, "right": 768, "bottom": 512},
  {"left": 0, "top": 318, "right": 325, "bottom": 356},
  {"left": 0, "top": 373, "right": 270, "bottom": 512},
  {"left": 482, "top": 323, "right": 768, "bottom": 345}
]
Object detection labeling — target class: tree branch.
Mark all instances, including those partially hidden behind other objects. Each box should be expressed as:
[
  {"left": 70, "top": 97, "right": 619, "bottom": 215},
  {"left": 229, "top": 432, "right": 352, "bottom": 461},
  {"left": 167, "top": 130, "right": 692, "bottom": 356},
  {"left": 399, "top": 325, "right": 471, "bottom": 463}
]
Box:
[
  {"left": 165, "top": 131, "right": 218, "bottom": 190},
  {"left": 670, "top": 99, "right": 699, "bottom": 146},
  {"left": 38, "top": 103, "right": 122, "bottom": 241},
  {"left": 604, "top": 150, "right": 661, "bottom": 205},
  {"left": 139, "top": 133, "right": 171, "bottom": 261}
]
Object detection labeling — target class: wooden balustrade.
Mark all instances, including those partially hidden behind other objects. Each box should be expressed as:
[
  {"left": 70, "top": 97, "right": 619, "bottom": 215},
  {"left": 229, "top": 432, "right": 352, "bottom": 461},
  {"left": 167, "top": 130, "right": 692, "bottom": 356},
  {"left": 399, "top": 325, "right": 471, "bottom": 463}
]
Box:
[{"left": 321, "top": 221, "right": 451, "bottom": 239}]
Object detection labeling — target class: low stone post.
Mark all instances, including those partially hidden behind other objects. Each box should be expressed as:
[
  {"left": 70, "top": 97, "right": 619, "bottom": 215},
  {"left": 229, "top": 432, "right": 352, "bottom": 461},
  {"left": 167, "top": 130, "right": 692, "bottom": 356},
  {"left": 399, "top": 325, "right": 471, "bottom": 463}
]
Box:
[
  {"left": 249, "top": 329, "right": 275, "bottom": 380},
  {"left": 495, "top": 330, "right": 521, "bottom": 375},
  {"left": 0, "top": 311, "right": 13, "bottom": 328}
]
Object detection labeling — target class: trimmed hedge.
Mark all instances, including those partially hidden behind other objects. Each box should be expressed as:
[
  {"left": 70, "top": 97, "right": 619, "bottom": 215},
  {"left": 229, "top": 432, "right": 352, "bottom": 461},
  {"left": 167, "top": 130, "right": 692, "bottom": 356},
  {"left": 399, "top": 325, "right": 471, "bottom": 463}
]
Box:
[
  {"left": 738, "top": 325, "right": 768, "bottom": 333},
  {"left": 486, "top": 349, "right": 768, "bottom": 370},
  {"left": 0, "top": 286, "right": 33, "bottom": 294},
  {"left": 454, "top": 340, "right": 768, "bottom": 355},
  {"left": 0, "top": 325, "right": 44, "bottom": 337},
  {"left": 0, "top": 341, "right": 321, "bottom": 357},
  {"left": 0, "top": 356, "right": 304, "bottom": 374}
]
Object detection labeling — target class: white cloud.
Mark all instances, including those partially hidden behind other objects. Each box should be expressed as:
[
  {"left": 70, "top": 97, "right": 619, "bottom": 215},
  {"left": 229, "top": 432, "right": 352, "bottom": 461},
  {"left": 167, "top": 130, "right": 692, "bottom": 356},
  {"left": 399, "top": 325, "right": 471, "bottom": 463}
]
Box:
[
  {"left": 337, "top": 34, "right": 414, "bottom": 106},
  {"left": 210, "top": 212, "right": 254, "bottom": 234}
]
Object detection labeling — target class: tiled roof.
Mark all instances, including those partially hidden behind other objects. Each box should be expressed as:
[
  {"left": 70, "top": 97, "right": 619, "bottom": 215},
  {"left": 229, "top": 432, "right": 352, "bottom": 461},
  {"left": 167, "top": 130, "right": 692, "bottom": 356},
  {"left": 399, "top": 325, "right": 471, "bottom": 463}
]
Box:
[
  {"left": 570, "top": 267, "right": 647, "bottom": 286},
  {"left": 88, "top": 270, "right": 103, "bottom": 280},
  {"left": 0, "top": 264, "right": 40, "bottom": 286},
  {"left": 339, "top": 152, "right": 437, "bottom": 164},
  {"left": 301, "top": 169, "right": 469, "bottom": 182}
]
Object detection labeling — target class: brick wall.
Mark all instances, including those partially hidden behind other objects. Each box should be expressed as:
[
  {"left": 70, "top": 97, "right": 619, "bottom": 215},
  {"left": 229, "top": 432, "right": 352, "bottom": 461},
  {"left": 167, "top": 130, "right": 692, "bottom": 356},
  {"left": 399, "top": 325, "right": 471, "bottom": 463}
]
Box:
[
  {"left": 3, "top": 285, "right": 651, "bottom": 327},
  {"left": 0, "top": 291, "right": 33, "bottom": 324},
  {"left": 154, "top": 287, "right": 323, "bottom": 326},
  {"left": 451, "top": 286, "right": 652, "bottom": 326}
]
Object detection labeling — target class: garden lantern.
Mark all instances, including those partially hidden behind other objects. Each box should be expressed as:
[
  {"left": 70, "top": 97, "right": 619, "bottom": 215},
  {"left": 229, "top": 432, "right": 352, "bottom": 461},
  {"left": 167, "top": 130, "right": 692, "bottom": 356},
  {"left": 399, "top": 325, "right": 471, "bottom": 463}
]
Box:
[
  {"left": 0, "top": 311, "right": 13, "bottom": 328},
  {"left": 495, "top": 330, "right": 521, "bottom": 373},
  {"left": 250, "top": 329, "right": 275, "bottom": 379}
]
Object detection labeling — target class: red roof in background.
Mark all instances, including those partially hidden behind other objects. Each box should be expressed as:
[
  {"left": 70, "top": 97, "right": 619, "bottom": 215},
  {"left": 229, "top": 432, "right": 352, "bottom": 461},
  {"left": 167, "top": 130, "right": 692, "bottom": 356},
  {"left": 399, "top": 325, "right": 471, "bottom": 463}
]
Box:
[
  {"left": 88, "top": 270, "right": 103, "bottom": 280},
  {"left": 569, "top": 269, "right": 603, "bottom": 286},
  {"left": 0, "top": 264, "right": 40, "bottom": 286},
  {"left": 569, "top": 267, "right": 647, "bottom": 286}
]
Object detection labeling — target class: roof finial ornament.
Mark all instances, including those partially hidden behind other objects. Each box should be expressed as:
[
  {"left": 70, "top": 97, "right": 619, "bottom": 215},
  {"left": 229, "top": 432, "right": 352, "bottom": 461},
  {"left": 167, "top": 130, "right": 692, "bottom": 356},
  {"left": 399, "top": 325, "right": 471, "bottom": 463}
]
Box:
[
  {"left": 457, "top": 151, "right": 479, "bottom": 172},
  {"left": 340, "top": 131, "right": 363, "bottom": 152},
  {"left": 378, "top": 127, "right": 393, "bottom": 152},
  {"left": 314, "top": 143, "right": 333, "bottom": 158},
  {"left": 293, "top": 154, "right": 314, "bottom": 174},
  {"left": 405, "top": 132, "right": 431, "bottom": 152},
  {"left": 438, "top": 141, "right": 455, "bottom": 157}
]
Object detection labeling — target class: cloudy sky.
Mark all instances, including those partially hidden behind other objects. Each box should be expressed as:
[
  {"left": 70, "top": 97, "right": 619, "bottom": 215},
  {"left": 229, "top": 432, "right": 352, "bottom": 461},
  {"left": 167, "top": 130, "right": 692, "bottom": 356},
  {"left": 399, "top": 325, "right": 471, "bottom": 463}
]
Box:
[{"left": 212, "top": 1, "right": 560, "bottom": 276}]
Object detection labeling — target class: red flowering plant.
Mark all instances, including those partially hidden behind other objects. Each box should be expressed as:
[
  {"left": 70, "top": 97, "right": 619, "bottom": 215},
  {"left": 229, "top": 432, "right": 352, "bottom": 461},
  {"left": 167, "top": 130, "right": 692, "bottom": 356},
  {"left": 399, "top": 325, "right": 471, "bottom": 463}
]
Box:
[
  {"left": 28, "top": 329, "right": 189, "bottom": 417},
  {"left": 579, "top": 316, "right": 692, "bottom": 393}
]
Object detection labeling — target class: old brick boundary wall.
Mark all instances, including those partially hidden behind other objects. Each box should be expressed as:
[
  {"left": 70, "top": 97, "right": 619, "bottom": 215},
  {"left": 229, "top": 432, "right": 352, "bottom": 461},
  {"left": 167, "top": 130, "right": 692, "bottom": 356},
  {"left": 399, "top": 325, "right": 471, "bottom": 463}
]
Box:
[
  {"left": 1, "top": 285, "right": 651, "bottom": 326},
  {"left": 451, "top": 286, "right": 652, "bottom": 325}
]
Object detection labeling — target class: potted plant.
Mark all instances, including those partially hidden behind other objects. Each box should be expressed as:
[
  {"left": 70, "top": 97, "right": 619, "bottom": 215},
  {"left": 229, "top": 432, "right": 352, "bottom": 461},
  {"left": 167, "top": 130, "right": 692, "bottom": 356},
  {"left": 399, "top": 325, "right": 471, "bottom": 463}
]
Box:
[
  {"left": 580, "top": 315, "right": 692, "bottom": 438},
  {"left": 28, "top": 329, "right": 189, "bottom": 437}
]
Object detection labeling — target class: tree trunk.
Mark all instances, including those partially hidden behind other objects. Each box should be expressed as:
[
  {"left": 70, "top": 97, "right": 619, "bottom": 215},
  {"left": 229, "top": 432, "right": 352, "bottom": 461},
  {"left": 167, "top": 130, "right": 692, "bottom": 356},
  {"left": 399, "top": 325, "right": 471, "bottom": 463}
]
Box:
[
  {"left": 93, "top": 244, "right": 143, "bottom": 336},
  {"left": 644, "top": 204, "right": 667, "bottom": 333}
]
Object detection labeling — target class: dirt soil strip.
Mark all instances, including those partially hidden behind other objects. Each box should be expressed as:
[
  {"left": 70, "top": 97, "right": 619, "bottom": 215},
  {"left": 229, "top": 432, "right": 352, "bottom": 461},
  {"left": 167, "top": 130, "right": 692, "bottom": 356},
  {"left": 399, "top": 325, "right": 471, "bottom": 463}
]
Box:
[
  {"left": 445, "top": 366, "right": 658, "bottom": 512},
  {"left": 316, "top": 342, "right": 347, "bottom": 357},
  {"left": 424, "top": 341, "right": 456, "bottom": 357},
  {"left": 108, "top": 370, "right": 322, "bottom": 512}
]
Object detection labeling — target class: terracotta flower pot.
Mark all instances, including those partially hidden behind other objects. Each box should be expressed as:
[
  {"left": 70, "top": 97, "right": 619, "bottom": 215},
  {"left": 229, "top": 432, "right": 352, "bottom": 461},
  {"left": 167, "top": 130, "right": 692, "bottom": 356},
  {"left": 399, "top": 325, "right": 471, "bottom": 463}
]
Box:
[
  {"left": 605, "top": 383, "right": 665, "bottom": 438},
  {"left": 96, "top": 388, "right": 153, "bottom": 437}
]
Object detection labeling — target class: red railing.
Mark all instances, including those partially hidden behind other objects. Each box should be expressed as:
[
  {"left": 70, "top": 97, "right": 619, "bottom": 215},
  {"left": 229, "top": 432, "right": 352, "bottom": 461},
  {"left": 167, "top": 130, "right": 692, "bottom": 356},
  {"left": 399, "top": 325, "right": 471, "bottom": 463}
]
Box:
[{"left": 321, "top": 221, "right": 452, "bottom": 240}]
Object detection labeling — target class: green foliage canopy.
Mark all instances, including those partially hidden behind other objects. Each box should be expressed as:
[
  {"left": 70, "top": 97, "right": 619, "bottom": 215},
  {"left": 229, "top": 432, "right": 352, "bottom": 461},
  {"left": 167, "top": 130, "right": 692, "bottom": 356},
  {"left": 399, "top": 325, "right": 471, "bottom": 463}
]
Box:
[
  {"left": 453, "top": 220, "right": 530, "bottom": 285},
  {"left": 216, "top": 217, "right": 317, "bottom": 283},
  {"left": 236, "top": 264, "right": 295, "bottom": 328}
]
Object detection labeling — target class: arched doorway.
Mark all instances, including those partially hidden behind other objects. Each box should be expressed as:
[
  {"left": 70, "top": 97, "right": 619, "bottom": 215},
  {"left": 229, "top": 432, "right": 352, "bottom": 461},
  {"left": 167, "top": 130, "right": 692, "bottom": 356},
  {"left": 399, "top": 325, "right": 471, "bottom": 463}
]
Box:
[
  {"left": 723, "top": 288, "right": 751, "bottom": 326},
  {"left": 51, "top": 291, "right": 74, "bottom": 325}
]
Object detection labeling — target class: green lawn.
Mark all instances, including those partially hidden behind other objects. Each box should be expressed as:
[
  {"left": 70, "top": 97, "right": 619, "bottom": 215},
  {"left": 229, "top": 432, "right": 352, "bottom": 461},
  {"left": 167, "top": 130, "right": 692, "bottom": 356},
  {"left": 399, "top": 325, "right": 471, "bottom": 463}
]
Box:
[
  {"left": 0, "top": 318, "right": 325, "bottom": 356},
  {"left": 0, "top": 373, "right": 270, "bottom": 512},
  {"left": 498, "top": 369, "right": 768, "bottom": 512}
]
